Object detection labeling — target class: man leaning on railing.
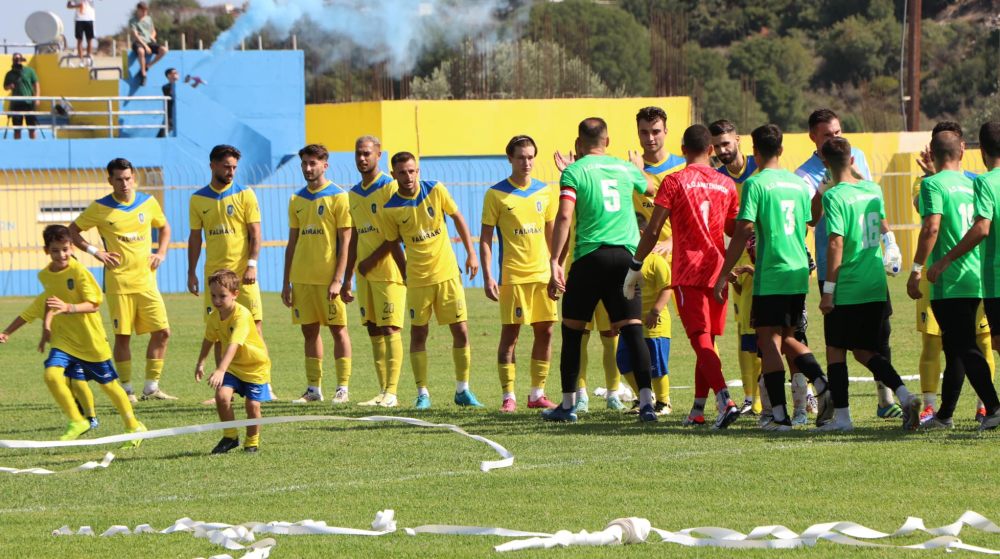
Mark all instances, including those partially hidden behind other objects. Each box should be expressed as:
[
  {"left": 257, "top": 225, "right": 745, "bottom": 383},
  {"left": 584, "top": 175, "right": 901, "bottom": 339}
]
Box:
[{"left": 3, "top": 53, "right": 41, "bottom": 140}]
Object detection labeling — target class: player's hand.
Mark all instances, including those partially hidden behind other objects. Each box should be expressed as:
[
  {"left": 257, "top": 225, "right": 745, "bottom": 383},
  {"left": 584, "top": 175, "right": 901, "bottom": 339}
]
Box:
[
  {"left": 484, "top": 279, "right": 499, "bottom": 302},
  {"left": 819, "top": 293, "right": 834, "bottom": 315},
  {"left": 644, "top": 309, "right": 660, "bottom": 330},
  {"left": 280, "top": 284, "right": 293, "bottom": 307},
  {"left": 0, "top": 332, "right": 8, "bottom": 343},
  {"left": 148, "top": 252, "right": 165, "bottom": 270},
  {"left": 553, "top": 150, "right": 575, "bottom": 172},
  {"left": 327, "top": 279, "right": 342, "bottom": 301},
  {"left": 97, "top": 250, "right": 122, "bottom": 269},
  {"left": 187, "top": 272, "right": 200, "bottom": 296},
  {"left": 45, "top": 296, "right": 69, "bottom": 314},
  {"left": 37, "top": 329, "right": 50, "bottom": 353},
  {"left": 340, "top": 284, "right": 355, "bottom": 303},
  {"left": 906, "top": 271, "right": 923, "bottom": 300},
  {"left": 734, "top": 265, "right": 755, "bottom": 276},
  {"left": 916, "top": 146, "right": 935, "bottom": 176},
  {"left": 357, "top": 257, "right": 373, "bottom": 277},
  {"left": 465, "top": 254, "right": 479, "bottom": 280},
  {"left": 623, "top": 268, "right": 642, "bottom": 300},
  {"left": 882, "top": 232, "right": 902, "bottom": 276},
  {"left": 548, "top": 262, "right": 565, "bottom": 301},
  {"left": 713, "top": 276, "right": 728, "bottom": 304},
  {"left": 927, "top": 257, "right": 950, "bottom": 284},
  {"left": 627, "top": 149, "right": 644, "bottom": 171},
  {"left": 194, "top": 362, "right": 205, "bottom": 382},
  {"left": 242, "top": 266, "right": 257, "bottom": 285},
  {"left": 651, "top": 240, "right": 672, "bottom": 257},
  {"left": 208, "top": 369, "right": 225, "bottom": 389}
]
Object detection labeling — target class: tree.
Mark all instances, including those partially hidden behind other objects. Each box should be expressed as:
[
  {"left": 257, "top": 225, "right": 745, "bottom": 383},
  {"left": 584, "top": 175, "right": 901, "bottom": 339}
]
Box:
[
  {"left": 816, "top": 15, "right": 896, "bottom": 85},
  {"left": 728, "top": 34, "right": 814, "bottom": 129},
  {"left": 682, "top": 43, "right": 767, "bottom": 130}
]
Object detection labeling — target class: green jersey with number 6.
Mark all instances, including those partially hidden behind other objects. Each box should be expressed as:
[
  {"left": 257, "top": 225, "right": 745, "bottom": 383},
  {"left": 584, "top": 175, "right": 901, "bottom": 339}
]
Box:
[
  {"left": 920, "top": 170, "right": 981, "bottom": 300},
  {"left": 822, "top": 180, "right": 887, "bottom": 305},
  {"left": 736, "top": 168, "right": 811, "bottom": 296},
  {"left": 973, "top": 168, "right": 1000, "bottom": 298},
  {"left": 560, "top": 154, "right": 648, "bottom": 261}
]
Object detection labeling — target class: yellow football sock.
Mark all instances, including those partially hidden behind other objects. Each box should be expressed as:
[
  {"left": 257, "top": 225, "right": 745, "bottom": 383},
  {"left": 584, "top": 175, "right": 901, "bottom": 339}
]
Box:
[
  {"left": 44, "top": 367, "right": 84, "bottom": 422},
  {"left": 386, "top": 332, "right": 403, "bottom": 395},
  {"left": 145, "top": 358, "right": 164, "bottom": 382},
  {"left": 69, "top": 379, "right": 96, "bottom": 418},
  {"left": 920, "top": 333, "right": 942, "bottom": 394},
  {"left": 335, "top": 357, "right": 352, "bottom": 387},
  {"left": 411, "top": 351, "right": 428, "bottom": 389},
  {"left": 601, "top": 335, "right": 620, "bottom": 392},
  {"left": 498, "top": 363, "right": 516, "bottom": 394},
  {"left": 244, "top": 433, "right": 260, "bottom": 448},
  {"left": 370, "top": 335, "right": 387, "bottom": 391},
  {"left": 305, "top": 357, "right": 323, "bottom": 388},
  {"left": 115, "top": 360, "right": 132, "bottom": 384},
  {"left": 653, "top": 375, "right": 670, "bottom": 404},
  {"left": 578, "top": 332, "right": 590, "bottom": 389},
  {"left": 622, "top": 371, "right": 640, "bottom": 394},
  {"left": 223, "top": 427, "right": 239, "bottom": 439},
  {"left": 98, "top": 381, "right": 139, "bottom": 430},
  {"left": 529, "top": 359, "right": 549, "bottom": 390},
  {"left": 453, "top": 346, "right": 471, "bottom": 383},
  {"left": 739, "top": 350, "right": 761, "bottom": 400},
  {"left": 977, "top": 332, "right": 994, "bottom": 378}
]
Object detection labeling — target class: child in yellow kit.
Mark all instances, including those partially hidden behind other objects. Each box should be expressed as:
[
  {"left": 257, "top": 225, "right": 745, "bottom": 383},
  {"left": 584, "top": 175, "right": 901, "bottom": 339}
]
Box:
[
  {"left": 0, "top": 225, "right": 146, "bottom": 444},
  {"left": 196, "top": 269, "right": 272, "bottom": 453}
]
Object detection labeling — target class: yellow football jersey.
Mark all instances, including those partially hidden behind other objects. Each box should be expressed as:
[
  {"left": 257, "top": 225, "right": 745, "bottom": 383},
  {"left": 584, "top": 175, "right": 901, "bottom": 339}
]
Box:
[
  {"left": 641, "top": 252, "right": 672, "bottom": 338},
  {"left": 482, "top": 178, "right": 557, "bottom": 285},
  {"left": 204, "top": 302, "right": 271, "bottom": 384},
  {"left": 349, "top": 172, "right": 403, "bottom": 284},
  {"left": 74, "top": 192, "right": 167, "bottom": 295},
  {"left": 639, "top": 154, "right": 685, "bottom": 242},
  {"left": 20, "top": 258, "right": 112, "bottom": 362},
  {"left": 189, "top": 183, "right": 261, "bottom": 276},
  {"left": 382, "top": 180, "right": 460, "bottom": 288},
  {"left": 289, "top": 182, "right": 351, "bottom": 286}
]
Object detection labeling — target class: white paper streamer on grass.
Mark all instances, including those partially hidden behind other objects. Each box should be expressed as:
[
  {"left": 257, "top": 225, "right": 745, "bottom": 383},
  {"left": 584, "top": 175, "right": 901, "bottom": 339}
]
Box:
[
  {"left": 0, "top": 452, "right": 114, "bottom": 475},
  {"left": 54, "top": 511, "right": 1000, "bottom": 557},
  {"left": 0, "top": 415, "right": 513, "bottom": 472}
]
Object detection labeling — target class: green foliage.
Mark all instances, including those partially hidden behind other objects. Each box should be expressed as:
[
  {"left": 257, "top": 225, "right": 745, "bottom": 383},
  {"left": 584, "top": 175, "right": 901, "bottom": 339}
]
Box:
[
  {"left": 728, "top": 34, "right": 814, "bottom": 129},
  {"left": 921, "top": 22, "right": 1000, "bottom": 122},
  {"left": 683, "top": 43, "right": 767, "bottom": 131},
  {"left": 817, "top": 15, "right": 897, "bottom": 85}
]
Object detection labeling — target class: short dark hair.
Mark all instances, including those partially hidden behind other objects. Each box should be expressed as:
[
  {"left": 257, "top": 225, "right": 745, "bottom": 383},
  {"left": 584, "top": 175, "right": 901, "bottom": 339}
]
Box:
[
  {"left": 43, "top": 224, "right": 72, "bottom": 248},
  {"left": 930, "top": 131, "right": 962, "bottom": 162},
  {"left": 808, "top": 109, "right": 839, "bottom": 131},
  {"left": 820, "top": 137, "right": 852, "bottom": 169},
  {"left": 932, "top": 121, "right": 963, "bottom": 138},
  {"left": 209, "top": 144, "right": 241, "bottom": 162},
  {"left": 751, "top": 124, "right": 783, "bottom": 159},
  {"left": 164, "top": 67, "right": 177, "bottom": 78},
  {"left": 979, "top": 122, "right": 1000, "bottom": 158},
  {"left": 708, "top": 119, "right": 736, "bottom": 136},
  {"left": 505, "top": 135, "right": 537, "bottom": 157},
  {"left": 136, "top": 1, "right": 148, "bottom": 9},
  {"left": 298, "top": 144, "right": 329, "bottom": 161},
  {"left": 208, "top": 269, "right": 241, "bottom": 293},
  {"left": 681, "top": 124, "right": 712, "bottom": 155},
  {"left": 106, "top": 157, "right": 134, "bottom": 176},
  {"left": 390, "top": 151, "right": 416, "bottom": 168},
  {"left": 578, "top": 117, "right": 608, "bottom": 145},
  {"left": 635, "top": 106, "right": 667, "bottom": 126}
]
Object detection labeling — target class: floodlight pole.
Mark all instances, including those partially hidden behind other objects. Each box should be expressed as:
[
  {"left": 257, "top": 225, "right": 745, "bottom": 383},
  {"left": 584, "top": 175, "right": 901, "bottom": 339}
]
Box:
[{"left": 906, "top": 0, "right": 921, "bottom": 131}]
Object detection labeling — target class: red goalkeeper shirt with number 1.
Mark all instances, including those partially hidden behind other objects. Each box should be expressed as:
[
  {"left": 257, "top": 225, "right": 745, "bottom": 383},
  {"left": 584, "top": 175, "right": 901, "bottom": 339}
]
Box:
[{"left": 654, "top": 163, "right": 738, "bottom": 288}]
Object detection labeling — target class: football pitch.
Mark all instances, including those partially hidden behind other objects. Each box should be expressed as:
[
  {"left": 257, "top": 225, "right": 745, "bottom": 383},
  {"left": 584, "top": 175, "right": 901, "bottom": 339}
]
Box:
[{"left": 0, "top": 277, "right": 998, "bottom": 558}]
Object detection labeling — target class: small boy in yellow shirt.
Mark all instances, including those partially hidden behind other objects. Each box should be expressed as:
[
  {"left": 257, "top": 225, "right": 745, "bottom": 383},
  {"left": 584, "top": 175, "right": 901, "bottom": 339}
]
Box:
[{"left": 196, "top": 269, "right": 272, "bottom": 453}]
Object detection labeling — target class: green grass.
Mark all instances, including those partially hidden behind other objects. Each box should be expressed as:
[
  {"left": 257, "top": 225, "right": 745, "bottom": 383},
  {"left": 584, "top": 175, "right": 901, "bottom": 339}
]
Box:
[{"left": 0, "top": 277, "right": 999, "bottom": 558}]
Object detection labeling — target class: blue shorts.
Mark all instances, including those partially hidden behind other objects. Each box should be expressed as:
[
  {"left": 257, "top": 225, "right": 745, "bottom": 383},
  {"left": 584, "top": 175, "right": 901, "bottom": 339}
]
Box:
[
  {"left": 221, "top": 372, "right": 272, "bottom": 402},
  {"left": 616, "top": 337, "right": 671, "bottom": 379},
  {"left": 45, "top": 349, "right": 118, "bottom": 384}
]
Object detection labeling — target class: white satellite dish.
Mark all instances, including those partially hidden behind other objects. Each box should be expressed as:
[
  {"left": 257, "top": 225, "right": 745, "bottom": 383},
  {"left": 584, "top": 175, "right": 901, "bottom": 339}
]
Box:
[{"left": 25, "top": 11, "right": 64, "bottom": 44}]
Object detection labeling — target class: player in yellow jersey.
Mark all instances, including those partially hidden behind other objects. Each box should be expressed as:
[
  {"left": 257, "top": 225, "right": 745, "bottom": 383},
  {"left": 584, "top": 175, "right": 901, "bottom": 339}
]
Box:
[
  {"left": 481, "top": 135, "right": 559, "bottom": 412},
  {"left": 343, "top": 136, "right": 407, "bottom": 408},
  {"left": 187, "top": 145, "right": 271, "bottom": 401},
  {"left": 709, "top": 120, "right": 761, "bottom": 415},
  {"left": 196, "top": 269, "right": 271, "bottom": 454},
  {"left": 282, "top": 144, "right": 353, "bottom": 405},
  {"left": 71, "top": 157, "right": 174, "bottom": 403},
  {"left": 0, "top": 225, "right": 146, "bottom": 444},
  {"left": 374, "top": 152, "right": 483, "bottom": 410}
]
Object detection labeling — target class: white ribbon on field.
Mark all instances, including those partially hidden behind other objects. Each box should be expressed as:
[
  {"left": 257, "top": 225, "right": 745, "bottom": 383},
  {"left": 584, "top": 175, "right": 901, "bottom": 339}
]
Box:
[
  {"left": 53, "top": 511, "right": 1000, "bottom": 557},
  {"left": 0, "top": 415, "right": 513, "bottom": 473},
  {"left": 0, "top": 452, "right": 114, "bottom": 475}
]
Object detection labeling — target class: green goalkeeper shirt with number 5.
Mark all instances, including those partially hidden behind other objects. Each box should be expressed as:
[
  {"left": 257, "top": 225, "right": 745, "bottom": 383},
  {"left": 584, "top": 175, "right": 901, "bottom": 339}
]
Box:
[
  {"left": 822, "top": 180, "right": 887, "bottom": 305},
  {"left": 560, "top": 154, "right": 648, "bottom": 261},
  {"left": 920, "top": 170, "right": 981, "bottom": 300}
]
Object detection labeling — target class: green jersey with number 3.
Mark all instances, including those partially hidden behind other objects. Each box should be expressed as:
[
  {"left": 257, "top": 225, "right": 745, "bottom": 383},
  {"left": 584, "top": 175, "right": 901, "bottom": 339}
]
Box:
[
  {"left": 822, "top": 180, "right": 887, "bottom": 305},
  {"left": 736, "top": 168, "right": 811, "bottom": 296},
  {"left": 920, "top": 170, "right": 981, "bottom": 300},
  {"left": 973, "top": 168, "right": 1000, "bottom": 298},
  {"left": 560, "top": 154, "right": 648, "bottom": 261}
]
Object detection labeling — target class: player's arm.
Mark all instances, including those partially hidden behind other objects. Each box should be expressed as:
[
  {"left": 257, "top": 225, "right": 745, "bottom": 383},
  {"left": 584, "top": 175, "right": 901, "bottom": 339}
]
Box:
[
  {"left": 548, "top": 197, "right": 574, "bottom": 300},
  {"left": 715, "top": 220, "right": 754, "bottom": 303},
  {"left": 0, "top": 316, "right": 28, "bottom": 343},
  {"left": 808, "top": 190, "right": 823, "bottom": 227},
  {"left": 341, "top": 228, "right": 358, "bottom": 301},
  {"left": 390, "top": 242, "right": 406, "bottom": 280},
  {"left": 623, "top": 205, "right": 669, "bottom": 299},
  {"left": 68, "top": 222, "right": 121, "bottom": 268},
  {"left": 187, "top": 228, "right": 202, "bottom": 295},
  {"left": 149, "top": 220, "right": 170, "bottom": 270},
  {"left": 208, "top": 342, "right": 241, "bottom": 389},
  {"left": 907, "top": 213, "right": 941, "bottom": 300},
  {"left": 281, "top": 228, "right": 298, "bottom": 307},
  {"left": 358, "top": 240, "right": 394, "bottom": 277},
  {"left": 243, "top": 222, "right": 261, "bottom": 285},
  {"left": 479, "top": 224, "right": 498, "bottom": 301},
  {"left": 820, "top": 234, "right": 843, "bottom": 315},
  {"left": 645, "top": 284, "right": 672, "bottom": 330},
  {"left": 449, "top": 210, "right": 478, "bottom": 279},
  {"left": 45, "top": 296, "right": 99, "bottom": 315},
  {"left": 928, "top": 216, "right": 991, "bottom": 283},
  {"left": 329, "top": 227, "right": 352, "bottom": 300},
  {"left": 194, "top": 338, "right": 213, "bottom": 381}
]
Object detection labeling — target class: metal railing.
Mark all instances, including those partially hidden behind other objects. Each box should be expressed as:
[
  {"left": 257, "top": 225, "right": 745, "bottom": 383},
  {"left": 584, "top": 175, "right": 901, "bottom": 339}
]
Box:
[{"left": 0, "top": 95, "right": 169, "bottom": 138}]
